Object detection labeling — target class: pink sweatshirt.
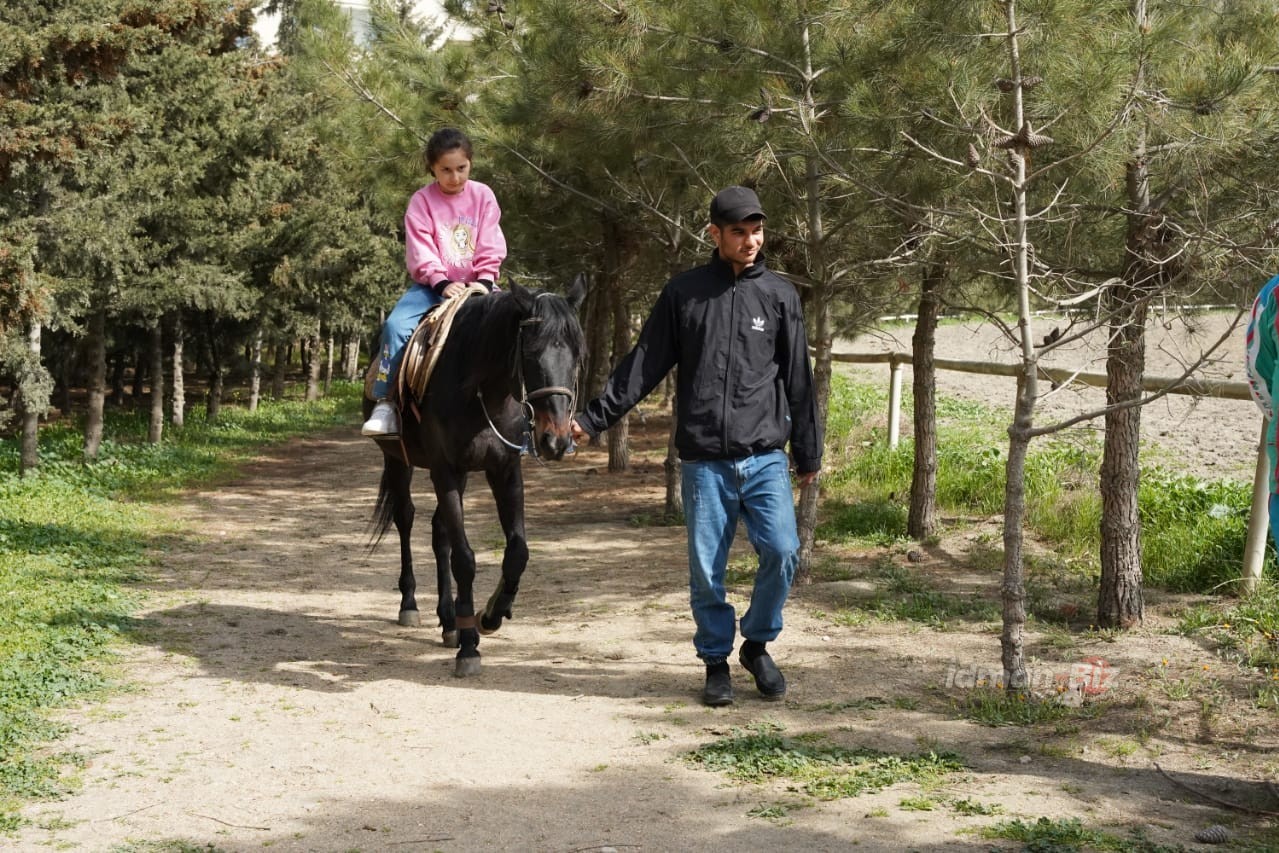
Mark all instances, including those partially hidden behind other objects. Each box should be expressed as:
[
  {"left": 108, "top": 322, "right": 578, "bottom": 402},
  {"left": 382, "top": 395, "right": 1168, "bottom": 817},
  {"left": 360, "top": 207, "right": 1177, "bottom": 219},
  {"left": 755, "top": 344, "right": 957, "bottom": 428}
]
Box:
[{"left": 404, "top": 180, "right": 506, "bottom": 288}]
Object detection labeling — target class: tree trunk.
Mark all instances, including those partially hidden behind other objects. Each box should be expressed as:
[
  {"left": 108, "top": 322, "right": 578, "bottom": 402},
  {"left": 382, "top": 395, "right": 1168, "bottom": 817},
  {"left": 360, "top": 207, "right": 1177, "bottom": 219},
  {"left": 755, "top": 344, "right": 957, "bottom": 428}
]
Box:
[
  {"left": 324, "top": 333, "right": 334, "bottom": 395},
  {"left": 663, "top": 370, "right": 682, "bottom": 519},
  {"left": 84, "top": 308, "right": 107, "bottom": 461},
  {"left": 171, "top": 312, "right": 185, "bottom": 428},
  {"left": 660, "top": 243, "right": 685, "bottom": 519},
  {"left": 305, "top": 329, "right": 322, "bottom": 402},
  {"left": 131, "top": 348, "right": 147, "bottom": 402},
  {"left": 584, "top": 274, "right": 611, "bottom": 404},
  {"left": 271, "top": 341, "right": 288, "bottom": 400},
  {"left": 606, "top": 251, "right": 630, "bottom": 473},
  {"left": 1002, "top": 374, "right": 1034, "bottom": 691},
  {"left": 796, "top": 151, "right": 830, "bottom": 581},
  {"left": 1098, "top": 171, "right": 1153, "bottom": 628},
  {"left": 1097, "top": 1, "right": 1151, "bottom": 629},
  {"left": 343, "top": 334, "right": 361, "bottom": 382},
  {"left": 208, "top": 367, "right": 224, "bottom": 424},
  {"left": 908, "top": 263, "right": 944, "bottom": 539},
  {"left": 110, "top": 350, "right": 127, "bottom": 407},
  {"left": 1098, "top": 301, "right": 1146, "bottom": 628},
  {"left": 999, "top": 0, "right": 1033, "bottom": 692},
  {"left": 207, "top": 333, "right": 224, "bottom": 423},
  {"left": 147, "top": 321, "right": 164, "bottom": 444},
  {"left": 299, "top": 336, "right": 310, "bottom": 385},
  {"left": 17, "top": 320, "right": 44, "bottom": 476},
  {"left": 249, "top": 326, "right": 264, "bottom": 412},
  {"left": 56, "top": 343, "right": 72, "bottom": 416}
]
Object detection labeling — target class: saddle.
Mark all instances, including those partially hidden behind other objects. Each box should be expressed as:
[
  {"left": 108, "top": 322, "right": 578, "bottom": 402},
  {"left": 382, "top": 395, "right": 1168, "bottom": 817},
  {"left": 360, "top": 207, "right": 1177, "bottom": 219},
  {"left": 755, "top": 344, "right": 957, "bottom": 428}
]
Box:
[{"left": 363, "top": 284, "right": 491, "bottom": 407}]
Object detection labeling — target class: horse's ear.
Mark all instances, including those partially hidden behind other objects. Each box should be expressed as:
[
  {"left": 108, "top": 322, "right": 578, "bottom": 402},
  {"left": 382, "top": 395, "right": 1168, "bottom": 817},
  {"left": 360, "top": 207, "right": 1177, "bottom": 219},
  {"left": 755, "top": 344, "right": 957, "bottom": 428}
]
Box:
[
  {"left": 507, "top": 278, "right": 534, "bottom": 310},
  {"left": 567, "top": 273, "right": 588, "bottom": 313}
]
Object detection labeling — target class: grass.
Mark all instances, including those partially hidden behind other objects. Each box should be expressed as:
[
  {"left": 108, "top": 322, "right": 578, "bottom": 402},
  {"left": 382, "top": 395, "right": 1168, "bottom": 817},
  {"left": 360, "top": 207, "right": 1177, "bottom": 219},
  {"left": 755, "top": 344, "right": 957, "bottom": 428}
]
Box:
[
  {"left": 0, "top": 382, "right": 363, "bottom": 831},
  {"left": 820, "top": 372, "right": 1269, "bottom": 594},
  {"left": 684, "top": 721, "right": 965, "bottom": 800},
  {"left": 1177, "top": 579, "right": 1279, "bottom": 675},
  {"left": 956, "top": 687, "right": 1104, "bottom": 727},
  {"left": 983, "top": 816, "right": 1185, "bottom": 852},
  {"left": 950, "top": 797, "right": 1003, "bottom": 816}
]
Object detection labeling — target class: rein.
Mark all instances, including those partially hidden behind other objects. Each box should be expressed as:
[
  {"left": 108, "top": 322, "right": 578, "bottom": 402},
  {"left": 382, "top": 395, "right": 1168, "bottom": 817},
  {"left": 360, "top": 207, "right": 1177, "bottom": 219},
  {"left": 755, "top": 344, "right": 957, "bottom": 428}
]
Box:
[{"left": 479, "top": 294, "right": 576, "bottom": 458}]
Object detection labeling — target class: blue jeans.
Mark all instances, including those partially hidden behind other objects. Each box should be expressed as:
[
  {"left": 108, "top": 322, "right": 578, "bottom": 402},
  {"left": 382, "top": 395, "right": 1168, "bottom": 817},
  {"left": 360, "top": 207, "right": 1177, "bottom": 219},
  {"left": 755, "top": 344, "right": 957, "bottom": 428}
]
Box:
[
  {"left": 681, "top": 449, "right": 800, "bottom": 663},
  {"left": 372, "top": 283, "right": 442, "bottom": 399}
]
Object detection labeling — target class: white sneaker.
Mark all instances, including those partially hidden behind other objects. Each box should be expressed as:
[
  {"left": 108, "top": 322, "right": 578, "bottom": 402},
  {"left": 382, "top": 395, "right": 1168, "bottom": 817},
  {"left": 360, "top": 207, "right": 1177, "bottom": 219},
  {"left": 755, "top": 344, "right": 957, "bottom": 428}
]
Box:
[{"left": 361, "top": 400, "right": 400, "bottom": 437}]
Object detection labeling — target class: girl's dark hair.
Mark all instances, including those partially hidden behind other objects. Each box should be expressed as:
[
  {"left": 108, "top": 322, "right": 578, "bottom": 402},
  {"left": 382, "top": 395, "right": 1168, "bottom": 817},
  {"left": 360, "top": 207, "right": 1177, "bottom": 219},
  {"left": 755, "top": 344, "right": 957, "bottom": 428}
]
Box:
[{"left": 425, "top": 127, "right": 473, "bottom": 168}]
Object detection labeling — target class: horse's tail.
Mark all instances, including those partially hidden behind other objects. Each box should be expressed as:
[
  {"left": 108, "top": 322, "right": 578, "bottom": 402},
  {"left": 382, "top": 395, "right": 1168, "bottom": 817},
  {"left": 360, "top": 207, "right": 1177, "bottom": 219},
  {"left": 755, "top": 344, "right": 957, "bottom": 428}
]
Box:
[{"left": 367, "top": 465, "right": 400, "bottom": 552}]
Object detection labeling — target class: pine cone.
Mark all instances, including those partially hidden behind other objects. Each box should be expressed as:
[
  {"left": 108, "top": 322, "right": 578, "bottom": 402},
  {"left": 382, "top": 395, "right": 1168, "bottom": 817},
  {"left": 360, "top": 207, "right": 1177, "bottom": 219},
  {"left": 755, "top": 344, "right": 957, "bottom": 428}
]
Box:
[
  {"left": 994, "top": 78, "right": 1016, "bottom": 92},
  {"left": 966, "top": 143, "right": 981, "bottom": 168},
  {"left": 1021, "top": 122, "right": 1054, "bottom": 148},
  {"left": 995, "top": 122, "right": 1054, "bottom": 150},
  {"left": 749, "top": 106, "right": 771, "bottom": 123},
  {"left": 1022, "top": 75, "right": 1043, "bottom": 90},
  {"left": 486, "top": 0, "right": 505, "bottom": 13},
  {"left": 1194, "top": 825, "right": 1230, "bottom": 845}
]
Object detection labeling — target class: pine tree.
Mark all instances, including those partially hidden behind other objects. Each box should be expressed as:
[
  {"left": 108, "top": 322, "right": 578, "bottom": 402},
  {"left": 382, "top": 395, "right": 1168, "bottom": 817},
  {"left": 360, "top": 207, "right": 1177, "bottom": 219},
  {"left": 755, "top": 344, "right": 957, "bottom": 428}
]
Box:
[{"left": 0, "top": 0, "right": 227, "bottom": 468}]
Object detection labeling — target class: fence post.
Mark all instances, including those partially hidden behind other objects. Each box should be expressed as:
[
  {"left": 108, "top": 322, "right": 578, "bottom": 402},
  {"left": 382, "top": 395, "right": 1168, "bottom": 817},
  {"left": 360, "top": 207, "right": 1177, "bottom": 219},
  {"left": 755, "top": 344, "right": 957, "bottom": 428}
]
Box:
[
  {"left": 1243, "top": 419, "right": 1270, "bottom": 595},
  {"left": 887, "top": 356, "right": 903, "bottom": 449}
]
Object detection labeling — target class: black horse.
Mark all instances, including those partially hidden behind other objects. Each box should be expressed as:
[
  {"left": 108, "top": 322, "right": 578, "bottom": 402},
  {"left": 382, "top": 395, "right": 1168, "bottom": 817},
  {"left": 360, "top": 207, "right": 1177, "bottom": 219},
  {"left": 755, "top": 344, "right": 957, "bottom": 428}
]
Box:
[{"left": 368, "top": 279, "right": 586, "bottom": 677}]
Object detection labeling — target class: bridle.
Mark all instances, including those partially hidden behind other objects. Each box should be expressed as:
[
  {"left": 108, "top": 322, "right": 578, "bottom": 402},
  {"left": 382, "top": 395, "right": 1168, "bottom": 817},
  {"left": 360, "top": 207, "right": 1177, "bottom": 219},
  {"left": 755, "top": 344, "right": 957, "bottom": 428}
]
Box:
[{"left": 480, "top": 295, "right": 577, "bottom": 458}]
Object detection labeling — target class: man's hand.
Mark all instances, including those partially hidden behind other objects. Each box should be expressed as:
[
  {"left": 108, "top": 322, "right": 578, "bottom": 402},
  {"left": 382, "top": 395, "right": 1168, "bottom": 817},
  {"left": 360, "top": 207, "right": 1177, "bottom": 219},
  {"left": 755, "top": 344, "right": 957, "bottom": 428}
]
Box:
[
  {"left": 570, "top": 418, "right": 588, "bottom": 443},
  {"left": 796, "top": 469, "right": 820, "bottom": 488}
]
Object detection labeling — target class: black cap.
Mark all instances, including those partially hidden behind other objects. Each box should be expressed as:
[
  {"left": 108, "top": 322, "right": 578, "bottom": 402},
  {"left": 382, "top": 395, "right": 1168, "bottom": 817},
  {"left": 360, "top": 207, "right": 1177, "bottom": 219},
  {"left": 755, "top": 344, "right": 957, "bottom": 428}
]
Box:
[{"left": 709, "top": 185, "right": 766, "bottom": 225}]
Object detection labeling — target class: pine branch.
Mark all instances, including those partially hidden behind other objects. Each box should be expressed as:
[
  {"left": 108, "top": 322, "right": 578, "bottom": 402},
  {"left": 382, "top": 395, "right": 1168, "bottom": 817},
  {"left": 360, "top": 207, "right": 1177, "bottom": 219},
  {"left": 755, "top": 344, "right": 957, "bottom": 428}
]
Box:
[{"left": 589, "top": 0, "right": 805, "bottom": 80}]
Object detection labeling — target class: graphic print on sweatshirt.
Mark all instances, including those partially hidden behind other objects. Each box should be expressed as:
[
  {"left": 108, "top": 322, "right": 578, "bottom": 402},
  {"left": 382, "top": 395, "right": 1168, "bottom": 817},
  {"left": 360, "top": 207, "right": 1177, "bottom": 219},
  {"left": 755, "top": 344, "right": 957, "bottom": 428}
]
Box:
[{"left": 445, "top": 218, "right": 477, "bottom": 265}]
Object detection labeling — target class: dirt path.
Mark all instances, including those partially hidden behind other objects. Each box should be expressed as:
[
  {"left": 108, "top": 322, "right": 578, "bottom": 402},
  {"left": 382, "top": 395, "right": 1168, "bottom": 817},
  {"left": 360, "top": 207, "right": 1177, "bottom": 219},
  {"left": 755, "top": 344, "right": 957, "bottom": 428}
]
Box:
[{"left": 13, "top": 423, "right": 1279, "bottom": 852}]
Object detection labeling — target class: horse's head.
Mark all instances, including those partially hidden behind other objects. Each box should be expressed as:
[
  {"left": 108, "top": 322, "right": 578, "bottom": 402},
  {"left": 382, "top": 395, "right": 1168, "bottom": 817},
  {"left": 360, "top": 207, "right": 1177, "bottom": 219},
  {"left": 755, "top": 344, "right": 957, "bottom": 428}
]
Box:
[{"left": 509, "top": 277, "right": 586, "bottom": 461}]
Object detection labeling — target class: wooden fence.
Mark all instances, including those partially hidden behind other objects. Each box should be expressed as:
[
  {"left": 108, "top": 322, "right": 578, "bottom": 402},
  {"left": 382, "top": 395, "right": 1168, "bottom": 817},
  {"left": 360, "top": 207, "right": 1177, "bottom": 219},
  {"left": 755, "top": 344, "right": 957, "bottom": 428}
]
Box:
[{"left": 832, "top": 350, "right": 1268, "bottom": 592}]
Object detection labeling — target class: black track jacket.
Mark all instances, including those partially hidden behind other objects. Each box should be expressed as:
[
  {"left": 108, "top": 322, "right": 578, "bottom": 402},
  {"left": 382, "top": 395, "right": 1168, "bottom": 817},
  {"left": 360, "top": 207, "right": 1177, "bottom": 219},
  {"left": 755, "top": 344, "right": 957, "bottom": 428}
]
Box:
[{"left": 577, "top": 251, "right": 822, "bottom": 474}]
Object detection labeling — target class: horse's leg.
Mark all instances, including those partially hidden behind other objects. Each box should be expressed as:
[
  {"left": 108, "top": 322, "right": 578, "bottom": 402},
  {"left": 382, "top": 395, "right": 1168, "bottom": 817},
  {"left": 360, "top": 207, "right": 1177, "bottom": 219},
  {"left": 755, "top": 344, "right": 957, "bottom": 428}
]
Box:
[
  {"left": 431, "top": 469, "right": 481, "bottom": 677},
  {"left": 384, "top": 458, "right": 421, "bottom": 628},
  {"left": 479, "top": 460, "right": 527, "bottom": 636},
  {"left": 431, "top": 506, "right": 458, "bottom": 648}
]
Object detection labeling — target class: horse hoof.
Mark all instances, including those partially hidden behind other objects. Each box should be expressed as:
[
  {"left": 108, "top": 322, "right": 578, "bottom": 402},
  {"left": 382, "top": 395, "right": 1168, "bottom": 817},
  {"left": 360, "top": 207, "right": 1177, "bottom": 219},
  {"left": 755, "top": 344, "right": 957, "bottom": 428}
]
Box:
[
  {"left": 442, "top": 629, "right": 460, "bottom": 648},
  {"left": 398, "top": 610, "right": 421, "bottom": 627},
  {"left": 454, "top": 655, "right": 482, "bottom": 678},
  {"left": 481, "top": 586, "right": 514, "bottom": 636}
]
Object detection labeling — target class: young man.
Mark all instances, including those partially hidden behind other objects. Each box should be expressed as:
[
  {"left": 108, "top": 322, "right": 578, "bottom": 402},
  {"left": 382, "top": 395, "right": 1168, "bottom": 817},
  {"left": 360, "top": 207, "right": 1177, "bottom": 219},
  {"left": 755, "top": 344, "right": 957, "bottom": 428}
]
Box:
[{"left": 572, "top": 185, "right": 822, "bottom": 707}]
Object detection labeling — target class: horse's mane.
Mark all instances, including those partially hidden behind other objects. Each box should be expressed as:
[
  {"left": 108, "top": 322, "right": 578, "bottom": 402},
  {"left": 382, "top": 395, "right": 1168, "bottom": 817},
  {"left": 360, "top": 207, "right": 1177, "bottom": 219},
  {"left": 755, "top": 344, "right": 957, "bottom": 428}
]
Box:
[{"left": 453, "top": 287, "right": 585, "bottom": 397}]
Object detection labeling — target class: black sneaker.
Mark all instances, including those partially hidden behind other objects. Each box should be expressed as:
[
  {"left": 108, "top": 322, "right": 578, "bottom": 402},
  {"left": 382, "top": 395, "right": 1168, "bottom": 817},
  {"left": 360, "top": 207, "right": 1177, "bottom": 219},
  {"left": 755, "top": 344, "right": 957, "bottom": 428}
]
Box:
[
  {"left": 739, "top": 647, "right": 786, "bottom": 701},
  {"left": 702, "top": 663, "right": 734, "bottom": 707}
]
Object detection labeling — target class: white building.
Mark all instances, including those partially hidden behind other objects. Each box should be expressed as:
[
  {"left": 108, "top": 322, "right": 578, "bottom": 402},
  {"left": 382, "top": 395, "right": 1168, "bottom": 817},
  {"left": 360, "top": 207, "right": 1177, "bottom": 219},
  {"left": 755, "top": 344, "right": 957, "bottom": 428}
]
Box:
[{"left": 256, "top": 1, "right": 468, "bottom": 48}]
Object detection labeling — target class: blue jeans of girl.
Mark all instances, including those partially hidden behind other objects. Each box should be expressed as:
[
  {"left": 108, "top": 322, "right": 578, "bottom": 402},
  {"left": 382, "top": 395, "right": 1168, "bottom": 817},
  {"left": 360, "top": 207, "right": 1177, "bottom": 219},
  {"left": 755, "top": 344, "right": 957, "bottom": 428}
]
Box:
[
  {"left": 680, "top": 449, "right": 800, "bottom": 664},
  {"left": 372, "top": 283, "right": 442, "bottom": 399}
]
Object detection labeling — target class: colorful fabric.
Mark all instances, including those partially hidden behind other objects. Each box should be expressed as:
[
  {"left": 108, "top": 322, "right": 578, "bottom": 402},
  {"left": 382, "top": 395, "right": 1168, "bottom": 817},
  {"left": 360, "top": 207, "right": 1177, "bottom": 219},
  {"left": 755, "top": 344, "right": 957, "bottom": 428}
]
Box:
[
  {"left": 1246, "top": 274, "right": 1279, "bottom": 550},
  {"left": 1246, "top": 274, "right": 1279, "bottom": 494}
]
